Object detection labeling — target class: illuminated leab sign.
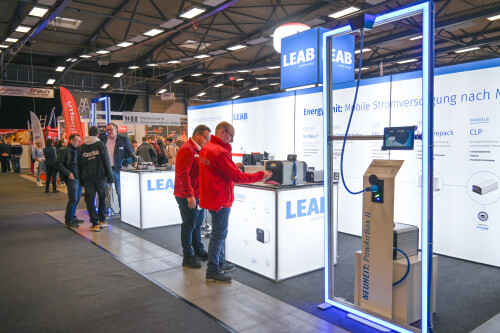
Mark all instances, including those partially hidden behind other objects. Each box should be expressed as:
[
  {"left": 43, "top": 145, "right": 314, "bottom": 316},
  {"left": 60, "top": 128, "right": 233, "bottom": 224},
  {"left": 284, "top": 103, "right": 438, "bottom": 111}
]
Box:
[{"left": 281, "top": 27, "right": 354, "bottom": 90}]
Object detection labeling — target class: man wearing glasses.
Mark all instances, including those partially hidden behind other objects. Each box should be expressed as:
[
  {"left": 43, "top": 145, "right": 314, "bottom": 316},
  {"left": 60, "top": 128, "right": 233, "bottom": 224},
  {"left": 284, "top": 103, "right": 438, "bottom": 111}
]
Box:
[
  {"left": 174, "top": 124, "right": 212, "bottom": 269},
  {"left": 199, "top": 121, "right": 272, "bottom": 282},
  {"left": 55, "top": 134, "right": 83, "bottom": 228},
  {"left": 102, "top": 123, "right": 134, "bottom": 208}
]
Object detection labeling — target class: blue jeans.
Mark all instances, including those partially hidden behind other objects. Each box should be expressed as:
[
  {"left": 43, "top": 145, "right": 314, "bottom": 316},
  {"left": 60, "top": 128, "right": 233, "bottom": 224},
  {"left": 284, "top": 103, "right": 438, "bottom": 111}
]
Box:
[
  {"left": 36, "top": 160, "right": 45, "bottom": 182},
  {"left": 65, "top": 179, "right": 83, "bottom": 222},
  {"left": 176, "top": 197, "right": 206, "bottom": 257},
  {"left": 207, "top": 208, "right": 230, "bottom": 273},
  {"left": 112, "top": 167, "right": 121, "bottom": 207},
  {"left": 12, "top": 156, "right": 21, "bottom": 173}
]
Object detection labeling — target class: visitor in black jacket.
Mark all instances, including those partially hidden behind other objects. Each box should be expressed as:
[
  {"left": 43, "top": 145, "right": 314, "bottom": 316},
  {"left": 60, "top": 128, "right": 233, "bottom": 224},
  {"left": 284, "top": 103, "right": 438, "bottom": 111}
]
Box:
[
  {"left": 77, "top": 126, "right": 114, "bottom": 232},
  {"left": 56, "top": 134, "right": 83, "bottom": 228},
  {"left": 10, "top": 138, "right": 23, "bottom": 173},
  {"left": 43, "top": 139, "right": 59, "bottom": 193},
  {"left": 0, "top": 138, "right": 11, "bottom": 173}
]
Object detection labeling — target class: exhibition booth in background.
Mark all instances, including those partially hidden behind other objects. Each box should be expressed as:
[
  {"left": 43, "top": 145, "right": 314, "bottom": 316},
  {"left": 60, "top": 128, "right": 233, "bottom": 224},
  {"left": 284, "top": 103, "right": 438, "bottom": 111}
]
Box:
[{"left": 188, "top": 50, "right": 500, "bottom": 332}]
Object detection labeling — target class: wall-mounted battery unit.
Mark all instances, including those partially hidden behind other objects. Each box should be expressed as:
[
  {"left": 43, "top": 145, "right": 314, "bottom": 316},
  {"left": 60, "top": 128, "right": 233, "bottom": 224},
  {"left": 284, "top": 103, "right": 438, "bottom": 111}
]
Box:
[
  {"left": 418, "top": 175, "right": 440, "bottom": 192},
  {"left": 256, "top": 228, "right": 270, "bottom": 243},
  {"left": 472, "top": 179, "right": 498, "bottom": 195}
]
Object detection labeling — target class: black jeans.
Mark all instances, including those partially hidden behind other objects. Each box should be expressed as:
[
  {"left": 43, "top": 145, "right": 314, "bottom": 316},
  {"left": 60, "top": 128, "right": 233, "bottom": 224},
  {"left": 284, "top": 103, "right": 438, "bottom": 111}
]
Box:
[
  {"left": 45, "top": 165, "right": 58, "bottom": 191},
  {"left": 0, "top": 156, "right": 9, "bottom": 173},
  {"left": 176, "top": 197, "right": 205, "bottom": 257},
  {"left": 65, "top": 179, "right": 82, "bottom": 223},
  {"left": 83, "top": 179, "right": 107, "bottom": 225}
]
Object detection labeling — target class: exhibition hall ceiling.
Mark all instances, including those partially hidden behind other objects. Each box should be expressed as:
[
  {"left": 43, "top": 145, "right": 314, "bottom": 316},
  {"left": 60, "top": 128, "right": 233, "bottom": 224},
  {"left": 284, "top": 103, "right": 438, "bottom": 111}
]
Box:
[{"left": 0, "top": 0, "right": 499, "bottom": 102}]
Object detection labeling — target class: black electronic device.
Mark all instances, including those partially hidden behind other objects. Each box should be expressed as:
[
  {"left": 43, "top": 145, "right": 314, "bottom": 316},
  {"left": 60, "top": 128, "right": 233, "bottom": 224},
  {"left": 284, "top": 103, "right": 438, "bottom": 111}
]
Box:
[
  {"left": 306, "top": 170, "right": 324, "bottom": 183},
  {"left": 263, "top": 151, "right": 269, "bottom": 160},
  {"left": 242, "top": 154, "right": 252, "bottom": 165},
  {"left": 265, "top": 160, "right": 307, "bottom": 185},
  {"left": 287, "top": 154, "right": 297, "bottom": 162},
  {"left": 382, "top": 126, "right": 416, "bottom": 150},
  {"left": 252, "top": 153, "right": 264, "bottom": 166},
  {"left": 369, "top": 174, "right": 384, "bottom": 203}
]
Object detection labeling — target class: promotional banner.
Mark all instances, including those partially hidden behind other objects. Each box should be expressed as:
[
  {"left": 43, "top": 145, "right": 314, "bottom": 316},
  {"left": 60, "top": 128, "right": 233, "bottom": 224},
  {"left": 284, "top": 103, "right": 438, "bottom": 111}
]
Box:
[
  {"left": 29, "top": 112, "right": 45, "bottom": 148},
  {"left": 281, "top": 28, "right": 354, "bottom": 90},
  {"left": 60, "top": 86, "right": 84, "bottom": 140},
  {"left": 0, "top": 85, "right": 54, "bottom": 98},
  {"left": 0, "top": 129, "right": 30, "bottom": 145},
  {"left": 122, "top": 111, "right": 182, "bottom": 126}
]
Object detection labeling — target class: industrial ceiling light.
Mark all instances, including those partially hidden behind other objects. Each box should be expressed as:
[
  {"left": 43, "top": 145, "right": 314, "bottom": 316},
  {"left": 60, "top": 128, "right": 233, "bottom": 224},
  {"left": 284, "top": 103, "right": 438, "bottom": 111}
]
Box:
[
  {"left": 329, "top": 6, "right": 360, "bottom": 19},
  {"left": 213, "top": 72, "right": 224, "bottom": 75},
  {"left": 158, "top": 89, "right": 167, "bottom": 94},
  {"left": 29, "top": 7, "right": 49, "bottom": 18},
  {"left": 191, "top": 73, "right": 202, "bottom": 76},
  {"left": 46, "top": 79, "right": 55, "bottom": 85},
  {"left": 0, "top": 45, "right": 9, "bottom": 48},
  {"left": 487, "top": 14, "right": 500, "bottom": 21},
  {"left": 96, "top": 50, "right": 110, "bottom": 54},
  {"left": 232, "top": 95, "right": 240, "bottom": 99},
  {"left": 197, "top": 92, "right": 207, "bottom": 97},
  {"left": 55, "top": 66, "right": 65, "bottom": 72},
  {"left": 273, "top": 23, "right": 310, "bottom": 53},
  {"left": 236, "top": 78, "right": 244, "bottom": 81},
  {"left": 147, "top": 63, "right": 159, "bottom": 66},
  {"left": 194, "top": 54, "right": 210, "bottom": 59},
  {"left": 355, "top": 67, "right": 369, "bottom": 71},
  {"left": 66, "top": 58, "right": 77, "bottom": 62},
  {"left": 256, "top": 77, "right": 268, "bottom": 80},
  {"left": 227, "top": 44, "right": 246, "bottom": 51},
  {"left": 15, "top": 25, "right": 31, "bottom": 33},
  {"left": 79, "top": 54, "right": 91, "bottom": 58},
  {"left": 5, "top": 38, "right": 19, "bottom": 43},
  {"left": 397, "top": 58, "right": 417, "bottom": 64},
  {"left": 409, "top": 36, "right": 423, "bottom": 40},
  {"left": 237, "top": 70, "right": 251, "bottom": 73},
  {"left": 250, "top": 87, "right": 259, "bottom": 91},
  {"left": 144, "top": 29, "right": 164, "bottom": 36},
  {"left": 114, "top": 73, "right": 124, "bottom": 78},
  {"left": 174, "top": 79, "right": 183, "bottom": 83},
  {"left": 117, "top": 41, "right": 133, "bottom": 47},
  {"left": 180, "top": 7, "right": 206, "bottom": 19},
  {"left": 101, "top": 83, "right": 110, "bottom": 89},
  {"left": 129, "top": 65, "right": 139, "bottom": 69},
  {"left": 214, "top": 83, "right": 223, "bottom": 87},
  {"left": 267, "top": 65, "right": 280, "bottom": 69},
  {"left": 354, "top": 48, "right": 371, "bottom": 54},
  {"left": 454, "top": 46, "right": 480, "bottom": 53},
  {"left": 167, "top": 60, "right": 181, "bottom": 64}
]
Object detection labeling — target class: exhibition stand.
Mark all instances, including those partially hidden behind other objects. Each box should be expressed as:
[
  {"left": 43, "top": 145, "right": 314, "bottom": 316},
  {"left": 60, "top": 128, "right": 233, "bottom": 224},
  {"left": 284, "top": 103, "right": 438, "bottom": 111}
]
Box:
[
  {"left": 120, "top": 169, "right": 181, "bottom": 229},
  {"left": 226, "top": 182, "right": 324, "bottom": 281}
]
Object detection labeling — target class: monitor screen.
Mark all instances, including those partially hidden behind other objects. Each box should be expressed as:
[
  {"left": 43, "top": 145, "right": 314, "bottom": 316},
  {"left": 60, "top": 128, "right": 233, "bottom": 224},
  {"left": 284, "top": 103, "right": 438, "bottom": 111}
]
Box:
[
  {"left": 382, "top": 126, "right": 415, "bottom": 150},
  {"left": 252, "top": 154, "right": 264, "bottom": 165},
  {"left": 242, "top": 154, "right": 253, "bottom": 165}
]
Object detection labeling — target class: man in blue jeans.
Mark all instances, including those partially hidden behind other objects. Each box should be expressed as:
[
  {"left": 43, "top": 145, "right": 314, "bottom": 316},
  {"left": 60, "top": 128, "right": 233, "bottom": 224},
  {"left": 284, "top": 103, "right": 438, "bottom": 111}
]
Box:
[
  {"left": 174, "top": 124, "right": 211, "bottom": 269},
  {"left": 55, "top": 134, "right": 83, "bottom": 228},
  {"left": 199, "top": 122, "right": 272, "bottom": 282}
]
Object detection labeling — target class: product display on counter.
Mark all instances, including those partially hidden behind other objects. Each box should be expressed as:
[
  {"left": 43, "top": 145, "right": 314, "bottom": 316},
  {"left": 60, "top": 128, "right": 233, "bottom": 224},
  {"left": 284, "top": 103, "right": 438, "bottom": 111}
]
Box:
[
  {"left": 265, "top": 160, "right": 307, "bottom": 185},
  {"left": 120, "top": 169, "right": 181, "bottom": 229},
  {"left": 226, "top": 182, "right": 324, "bottom": 281}
]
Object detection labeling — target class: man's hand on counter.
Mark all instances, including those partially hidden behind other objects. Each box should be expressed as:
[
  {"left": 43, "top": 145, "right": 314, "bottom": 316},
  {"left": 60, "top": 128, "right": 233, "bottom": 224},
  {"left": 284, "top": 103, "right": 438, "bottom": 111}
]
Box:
[
  {"left": 263, "top": 171, "right": 273, "bottom": 181},
  {"left": 236, "top": 162, "right": 243, "bottom": 169}
]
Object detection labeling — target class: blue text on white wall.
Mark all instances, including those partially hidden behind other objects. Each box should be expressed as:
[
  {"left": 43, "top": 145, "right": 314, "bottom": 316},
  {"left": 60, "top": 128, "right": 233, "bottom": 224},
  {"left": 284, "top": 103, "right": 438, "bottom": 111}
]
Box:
[
  {"left": 286, "top": 197, "right": 324, "bottom": 219},
  {"left": 147, "top": 179, "right": 174, "bottom": 191}
]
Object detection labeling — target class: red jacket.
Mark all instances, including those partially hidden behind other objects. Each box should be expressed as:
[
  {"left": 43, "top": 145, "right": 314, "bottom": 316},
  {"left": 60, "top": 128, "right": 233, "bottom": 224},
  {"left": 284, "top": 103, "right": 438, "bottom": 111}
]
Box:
[
  {"left": 174, "top": 138, "right": 201, "bottom": 199},
  {"left": 199, "top": 135, "right": 264, "bottom": 211}
]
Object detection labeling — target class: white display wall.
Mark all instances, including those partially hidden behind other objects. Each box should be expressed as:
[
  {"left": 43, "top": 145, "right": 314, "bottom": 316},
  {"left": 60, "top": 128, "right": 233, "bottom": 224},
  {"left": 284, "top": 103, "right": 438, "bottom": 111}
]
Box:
[{"left": 188, "top": 58, "right": 500, "bottom": 267}]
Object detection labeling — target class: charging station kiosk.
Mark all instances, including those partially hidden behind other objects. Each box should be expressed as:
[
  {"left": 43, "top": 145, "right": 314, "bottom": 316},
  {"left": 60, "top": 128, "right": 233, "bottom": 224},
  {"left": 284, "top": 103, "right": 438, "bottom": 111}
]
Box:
[{"left": 321, "top": 1, "right": 435, "bottom": 332}]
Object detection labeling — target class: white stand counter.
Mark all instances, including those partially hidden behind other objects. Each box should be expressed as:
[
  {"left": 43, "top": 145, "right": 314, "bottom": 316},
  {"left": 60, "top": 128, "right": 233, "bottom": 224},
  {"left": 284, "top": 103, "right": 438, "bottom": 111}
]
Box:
[
  {"left": 120, "top": 169, "right": 181, "bottom": 229},
  {"left": 226, "top": 182, "right": 324, "bottom": 281}
]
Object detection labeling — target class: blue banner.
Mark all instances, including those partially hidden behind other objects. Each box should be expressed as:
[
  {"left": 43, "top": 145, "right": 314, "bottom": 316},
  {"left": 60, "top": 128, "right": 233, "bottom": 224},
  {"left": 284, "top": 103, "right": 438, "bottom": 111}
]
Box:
[{"left": 281, "top": 28, "right": 354, "bottom": 90}]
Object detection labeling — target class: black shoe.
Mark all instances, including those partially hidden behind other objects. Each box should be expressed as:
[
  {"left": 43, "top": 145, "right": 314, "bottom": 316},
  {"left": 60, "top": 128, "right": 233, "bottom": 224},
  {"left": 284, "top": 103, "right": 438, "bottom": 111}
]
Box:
[
  {"left": 206, "top": 270, "right": 232, "bottom": 283},
  {"left": 64, "top": 222, "right": 79, "bottom": 228},
  {"left": 52, "top": 190, "right": 59, "bottom": 193},
  {"left": 71, "top": 217, "right": 84, "bottom": 224},
  {"left": 219, "top": 262, "right": 235, "bottom": 273},
  {"left": 195, "top": 251, "right": 208, "bottom": 261},
  {"left": 45, "top": 190, "right": 50, "bottom": 193},
  {"left": 182, "top": 256, "right": 202, "bottom": 269}
]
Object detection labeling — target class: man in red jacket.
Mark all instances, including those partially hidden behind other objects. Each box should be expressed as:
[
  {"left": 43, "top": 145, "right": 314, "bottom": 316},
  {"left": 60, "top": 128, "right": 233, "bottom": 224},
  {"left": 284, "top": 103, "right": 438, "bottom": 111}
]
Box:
[
  {"left": 199, "top": 121, "right": 272, "bottom": 282},
  {"left": 174, "top": 124, "right": 211, "bottom": 269}
]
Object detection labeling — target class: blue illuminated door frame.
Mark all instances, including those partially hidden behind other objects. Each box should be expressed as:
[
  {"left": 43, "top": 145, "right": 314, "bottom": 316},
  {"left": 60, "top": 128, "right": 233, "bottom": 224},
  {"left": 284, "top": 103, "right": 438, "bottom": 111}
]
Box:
[
  {"left": 90, "top": 96, "right": 111, "bottom": 126},
  {"left": 322, "top": 1, "right": 434, "bottom": 332}
]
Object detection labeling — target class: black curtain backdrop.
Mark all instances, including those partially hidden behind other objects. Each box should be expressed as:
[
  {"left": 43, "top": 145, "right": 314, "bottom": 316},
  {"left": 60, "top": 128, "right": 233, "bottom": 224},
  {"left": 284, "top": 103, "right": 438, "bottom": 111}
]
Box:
[
  {"left": 0, "top": 89, "right": 62, "bottom": 129},
  {"left": 109, "top": 93, "right": 138, "bottom": 112}
]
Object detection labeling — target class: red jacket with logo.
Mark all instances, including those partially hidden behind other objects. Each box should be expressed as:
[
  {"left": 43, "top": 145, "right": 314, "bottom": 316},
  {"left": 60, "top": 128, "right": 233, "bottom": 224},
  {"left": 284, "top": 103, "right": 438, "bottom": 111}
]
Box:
[
  {"left": 174, "top": 138, "right": 201, "bottom": 199},
  {"left": 199, "top": 135, "right": 264, "bottom": 211}
]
